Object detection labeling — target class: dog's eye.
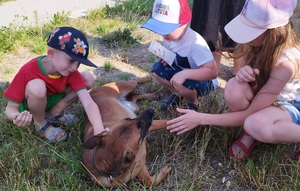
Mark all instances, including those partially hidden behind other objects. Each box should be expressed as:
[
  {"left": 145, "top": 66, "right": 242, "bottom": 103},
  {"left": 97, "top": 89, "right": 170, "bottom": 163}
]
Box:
[{"left": 125, "top": 151, "right": 134, "bottom": 163}]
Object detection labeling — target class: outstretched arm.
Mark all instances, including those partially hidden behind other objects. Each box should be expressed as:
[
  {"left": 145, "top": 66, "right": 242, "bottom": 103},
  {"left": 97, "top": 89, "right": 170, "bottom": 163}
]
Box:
[
  {"left": 167, "top": 61, "right": 295, "bottom": 135},
  {"left": 77, "top": 90, "right": 107, "bottom": 135},
  {"left": 166, "top": 108, "right": 251, "bottom": 135}
]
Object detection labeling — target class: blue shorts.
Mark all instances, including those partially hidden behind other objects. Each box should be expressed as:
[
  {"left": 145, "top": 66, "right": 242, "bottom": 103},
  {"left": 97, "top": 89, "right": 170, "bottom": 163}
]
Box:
[
  {"left": 152, "top": 61, "right": 214, "bottom": 96},
  {"left": 280, "top": 100, "right": 300, "bottom": 125}
]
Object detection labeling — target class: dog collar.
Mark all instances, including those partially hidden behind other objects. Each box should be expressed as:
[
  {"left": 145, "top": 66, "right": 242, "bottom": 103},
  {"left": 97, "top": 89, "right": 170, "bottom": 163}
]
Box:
[{"left": 92, "top": 147, "right": 113, "bottom": 184}]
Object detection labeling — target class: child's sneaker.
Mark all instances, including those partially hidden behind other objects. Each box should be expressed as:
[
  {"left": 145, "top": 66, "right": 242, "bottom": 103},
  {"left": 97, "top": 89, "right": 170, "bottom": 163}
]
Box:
[
  {"left": 160, "top": 94, "right": 180, "bottom": 110},
  {"left": 185, "top": 102, "right": 199, "bottom": 111}
]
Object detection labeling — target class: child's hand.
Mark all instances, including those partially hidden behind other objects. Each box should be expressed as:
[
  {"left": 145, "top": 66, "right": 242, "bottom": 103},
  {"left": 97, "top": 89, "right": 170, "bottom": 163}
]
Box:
[
  {"left": 13, "top": 110, "right": 32, "bottom": 127},
  {"left": 156, "top": 56, "right": 168, "bottom": 66},
  {"left": 170, "top": 72, "right": 186, "bottom": 87},
  {"left": 235, "top": 65, "right": 259, "bottom": 83},
  {"left": 94, "top": 127, "right": 109, "bottom": 136},
  {"left": 166, "top": 108, "right": 200, "bottom": 135}
]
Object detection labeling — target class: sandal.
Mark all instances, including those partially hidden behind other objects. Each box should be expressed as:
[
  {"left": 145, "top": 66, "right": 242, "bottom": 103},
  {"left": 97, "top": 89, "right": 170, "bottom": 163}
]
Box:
[
  {"left": 185, "top": 102, "right": 199, "bottom": 111},
  {"left": 294, "top": 150, "right": 300, "bottom": 161},
  {"left": 228, "top": 131, "right": 260, "bottom": 161},
  {"left": 36, "top": 121, "right": 67, "bottom": 142},
  {"left": 160, "top": 94, "right": 181, "bottom": 111},
  {"left": 45, "top": 112, "right": 78, "bottom": 126}
]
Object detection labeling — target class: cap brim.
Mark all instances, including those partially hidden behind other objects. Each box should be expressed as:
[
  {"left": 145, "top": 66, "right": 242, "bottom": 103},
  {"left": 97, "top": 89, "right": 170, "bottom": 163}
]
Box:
[
  {"left": 224, "top": 15, "right": 266, "bottom": 44},
  {"left": 141, "top": 17, "right": 180, "bottom": 35},
  {"left": 69, "top": 54, "right": 98, "bottom": 68}
]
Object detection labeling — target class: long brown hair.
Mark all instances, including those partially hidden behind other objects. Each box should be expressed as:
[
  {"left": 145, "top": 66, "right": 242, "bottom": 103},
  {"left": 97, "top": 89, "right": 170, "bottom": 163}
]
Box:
[{"left": 240, "top": 22, "right": 300, "bottom": 94}]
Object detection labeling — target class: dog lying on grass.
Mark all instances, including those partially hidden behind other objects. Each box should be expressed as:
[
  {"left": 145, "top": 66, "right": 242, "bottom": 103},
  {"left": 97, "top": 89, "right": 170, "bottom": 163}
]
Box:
[{"left": 82, "top": 77, "right": 171, "bottom": 188}]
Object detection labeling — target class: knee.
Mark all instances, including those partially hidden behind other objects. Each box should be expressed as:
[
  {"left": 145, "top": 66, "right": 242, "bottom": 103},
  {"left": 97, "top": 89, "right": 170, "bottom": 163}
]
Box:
[
  {"left": 244, "top": 115, "right": 273, "bottom": 142},
  {"left": 224, "top": 78, "right": 240, "bottom": 101},
  {"left": 25, "top": 79, "right": 46, "bottom": 98},
  {"left": 81, "top": 71, "right": 95, "bottom": 90},
  {"left": 152, "top": 61, "right": 165, "bottom": 77},
  {"left": 152, "top": 61, "right": 162, "bottom": 72},
  {"left": 224, "top": 78, "right": 252, "bottom": 111},
  {"left": 224, "top": 80, "right": 242, "bottom": 110}
]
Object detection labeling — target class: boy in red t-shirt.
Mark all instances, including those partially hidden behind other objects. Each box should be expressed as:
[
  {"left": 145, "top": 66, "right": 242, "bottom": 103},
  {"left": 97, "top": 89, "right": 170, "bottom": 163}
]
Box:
[{"left": 4, "top": 26, "right": 107, "bottom": 142}]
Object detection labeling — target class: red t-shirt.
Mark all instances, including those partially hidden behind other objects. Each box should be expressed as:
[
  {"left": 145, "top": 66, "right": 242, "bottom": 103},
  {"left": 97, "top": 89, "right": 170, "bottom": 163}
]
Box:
[{"left": 4, "top": 56, "right": 86, "bottom": 103}]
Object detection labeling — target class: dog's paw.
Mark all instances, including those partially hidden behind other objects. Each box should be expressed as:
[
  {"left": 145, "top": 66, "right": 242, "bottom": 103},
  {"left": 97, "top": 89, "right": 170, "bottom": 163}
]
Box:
[
  {"left": 137, "top": 76, "right": 152, "bottom": 84},
  {"left": 160, "top": 165, "right": 172, "bottom": 175}
]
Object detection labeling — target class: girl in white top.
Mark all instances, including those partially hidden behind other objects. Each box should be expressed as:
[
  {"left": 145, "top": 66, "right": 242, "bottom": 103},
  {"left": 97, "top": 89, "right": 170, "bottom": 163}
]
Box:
[{"left": 166, "top": 0, "right": 300, "bottom": 160}]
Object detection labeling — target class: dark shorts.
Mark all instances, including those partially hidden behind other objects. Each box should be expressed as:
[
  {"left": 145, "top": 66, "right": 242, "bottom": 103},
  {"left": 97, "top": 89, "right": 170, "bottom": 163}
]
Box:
[
  {"left": 19, "top": 93, "right": 66, "bottom": 112},
  {"left": 152, "top": 61, "right": 214, "bottom": 96}
]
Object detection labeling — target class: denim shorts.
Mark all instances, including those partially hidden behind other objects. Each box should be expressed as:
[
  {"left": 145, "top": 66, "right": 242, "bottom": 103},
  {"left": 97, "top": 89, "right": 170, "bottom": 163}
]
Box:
[
  {"left": 152, "top": 61, "right": 214, "bottom": 96},
  {"left": 280, "top": 100, "right": 300, "bottom": 125}
]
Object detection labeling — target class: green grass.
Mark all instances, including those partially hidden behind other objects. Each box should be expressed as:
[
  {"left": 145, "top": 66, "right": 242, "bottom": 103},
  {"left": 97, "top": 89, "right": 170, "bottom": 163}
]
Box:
[
  {"left": 0, "top": 0, "right": 13, "bottom": 4},
  {"left": 1, "top": 0, "right": 300, "bottom": 190}
]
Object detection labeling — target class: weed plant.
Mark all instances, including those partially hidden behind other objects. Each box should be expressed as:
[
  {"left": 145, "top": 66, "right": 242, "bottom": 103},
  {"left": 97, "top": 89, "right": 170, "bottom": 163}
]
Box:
[
  {"left": 0, "top": 0, "right": 300, "bottom": 190},
  {"left": 103, "top": 61, "right": 113, "bottom": 72},
  {"left": 100, "top": 27, "right": 141, "bottom": 49}
]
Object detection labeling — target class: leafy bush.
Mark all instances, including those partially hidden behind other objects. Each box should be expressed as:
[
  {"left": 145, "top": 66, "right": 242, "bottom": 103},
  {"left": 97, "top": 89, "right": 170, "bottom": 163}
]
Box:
[
  {"left": 100, "top": 27, "right": 141, "bottom": 48},
  {"left": 0, "top": 27, "right": 16, "bottom": 53}
]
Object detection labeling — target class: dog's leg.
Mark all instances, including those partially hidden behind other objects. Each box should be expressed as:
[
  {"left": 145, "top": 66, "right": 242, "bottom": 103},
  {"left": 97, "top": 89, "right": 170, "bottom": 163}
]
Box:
[
  {"left": 111, "top": 77, "right": 151, "bottom": 97},
  {"left": 149, "top": 120, "right": 168, "bottom": 131},
  {"left": 131, "top": 93, "right": 158, "bottom": 103},
  {"left": 137, "top": 165, "right": 171, "bottom": 188},
  {"left": 136, "top": 76, "right": 152, "bottom": 84}
]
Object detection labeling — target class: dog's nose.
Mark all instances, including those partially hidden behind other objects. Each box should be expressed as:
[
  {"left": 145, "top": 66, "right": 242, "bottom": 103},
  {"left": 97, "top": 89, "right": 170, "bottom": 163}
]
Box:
[{"left": 142, "top": 108, "right": 154, "bottom": 116}]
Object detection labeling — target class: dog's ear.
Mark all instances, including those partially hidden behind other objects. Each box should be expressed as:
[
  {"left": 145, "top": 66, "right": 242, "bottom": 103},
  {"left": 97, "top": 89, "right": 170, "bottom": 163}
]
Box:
[
  {"left": 83, "top": 134, "right": 106, "bottom": 149},
  {"left": 137, "top": 108, "right": 154, "bottom": 139}
]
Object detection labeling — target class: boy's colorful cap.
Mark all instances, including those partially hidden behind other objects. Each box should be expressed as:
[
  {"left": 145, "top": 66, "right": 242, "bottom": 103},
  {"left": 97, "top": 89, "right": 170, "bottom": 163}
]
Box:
[
  {"left": 225, "top": 0, "right": 297, "bottom": 44},
  {"left": 47, "top": 26, "right": 97, "bottom": 68},
  {"left": 141, "top": 0, "right": 192, "bottom": 35}
]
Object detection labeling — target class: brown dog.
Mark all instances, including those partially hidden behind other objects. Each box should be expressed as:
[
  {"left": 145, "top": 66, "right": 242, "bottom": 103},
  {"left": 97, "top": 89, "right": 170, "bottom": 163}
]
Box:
[{"left": 82, "top": 77, "right": 171, "bottom": 188}]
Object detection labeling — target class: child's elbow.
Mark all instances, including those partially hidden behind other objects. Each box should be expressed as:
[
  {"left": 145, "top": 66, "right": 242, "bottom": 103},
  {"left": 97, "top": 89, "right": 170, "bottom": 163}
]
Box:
[
  {"left": 210, "top": 68, "right": 219, "bottom": 78},
  {"left": 4, "top": 109, "right": 9, "bottom": 119},
  {"left": 5, "top": 107, "right": 14, "bottom": 121}
]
